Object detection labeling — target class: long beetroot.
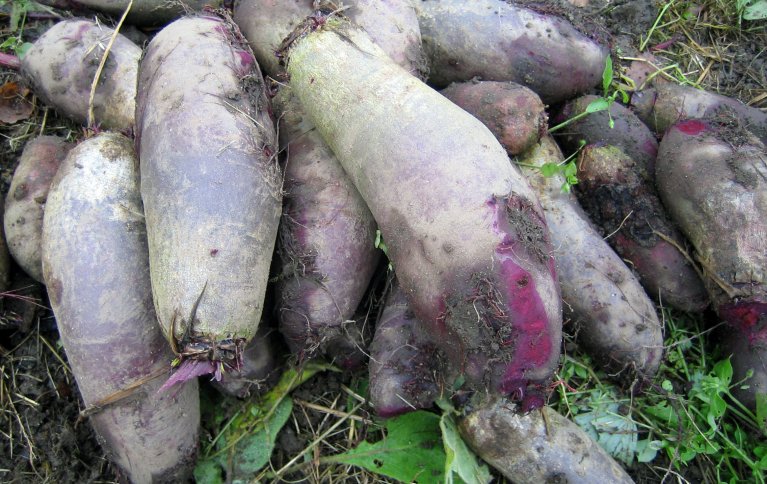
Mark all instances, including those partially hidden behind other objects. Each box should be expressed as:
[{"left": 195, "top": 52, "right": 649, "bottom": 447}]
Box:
[
  {"left": 414, "top": 0, "right": 608, "bottom": 104},
  {"left": 136, "top": 15, "right": 281, "bottom": 376},
  {"left": 631, "top": 83, "right": 767, "bottom": 145},
  {"left": 282, "top": 15, "right": 562, "bottom": 409},
  {"left": 234, "top": 0, "right": 423, "bottom": 77},
  {"left": 459, "top": 398, "right": 634, "bottom": 484},
  {"left": 273, "top": 87, "right": 380, "bottom": 367},
  {"left": 21, "top": 19, "right": 140, "bottom": 130},
  {"left": 42, "top": 133, "right": 199, "bottom": 483},
  {"left": 554, "top": 95, "right": 660, "bottom": 176},
  {"left": 576, "top": 144, "right": 709, "bottom": 312},
  {"left": 4, "top": 136, "right": 72, "bottom": 282},
  {"left": 518, "top": 137, "right": 663, "bottom": 380},
  {"left": 656, "top": 118, "right": 766, "bottom": 407},
  {"left": 369, "top": 282, "right": 440, "bottom": 417}
]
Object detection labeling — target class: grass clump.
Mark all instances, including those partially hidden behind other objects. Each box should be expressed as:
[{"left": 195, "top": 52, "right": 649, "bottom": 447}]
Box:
[{"left": 553, "top": 310, "right": 767, "bottom": 483}]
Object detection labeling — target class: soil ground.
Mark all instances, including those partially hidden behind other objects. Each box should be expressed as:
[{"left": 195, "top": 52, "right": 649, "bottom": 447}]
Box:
[{"left": 0, "top": 1, "right": 765, "bottom": 483}]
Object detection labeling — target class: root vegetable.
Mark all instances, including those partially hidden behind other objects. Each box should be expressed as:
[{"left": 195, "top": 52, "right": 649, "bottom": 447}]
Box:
[
  {"left": 631, "top": 83, "right": 767, "bottom": 145},
  {"left": 459, "top": 398, "right": 634, "bottom": 484},
  {"left": 4, "top": 136, "right": 72, "bottom": 282},
  {"left": 440, "top": 80, "right": 547, "bottom": 155},
  {"left": 136, "top": 15, "right": 281, "bottom": 376},
  {"left": 54, "top": 0, "right": 222, "bottom": 26},
  {"left": 414, "top": 0, "right": 608, "bottom": 104},
  {"left": 369, "top": 282, "right": 440, "bottom": 417},
  {"left": 233, "top": 0, "right": 423, "bottom": 77},
  {"left": 554, "top": 95, "right": 659, "bottom": 176},
  {"left": 282, "top": 16, "right": 562, "bottom": 409},
  {"left": 21, "top": 19, "right": 140, "bottom": 130},
  {"left": 273, "top": 87, "right": 380, "bottom": 368},
  {"left": 0, "top": 203, "right": 9, "bottom": 291},
  {"left": 656, "top": 119, "right": 766, "bottom": 406},
  {"left": 42, "top": 133, "right": 199, "bottom": 483},
  {"left": 576, "top": 144, "right": 709, "bottom": 312},
  {"left": 518, "top": 136, "right": 663, "bottom": 380}
]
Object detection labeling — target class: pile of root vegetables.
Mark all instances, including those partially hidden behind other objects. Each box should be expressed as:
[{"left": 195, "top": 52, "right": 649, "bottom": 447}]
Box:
[{"left": 1, "top": 0, "right": 765, "bottom": 482}]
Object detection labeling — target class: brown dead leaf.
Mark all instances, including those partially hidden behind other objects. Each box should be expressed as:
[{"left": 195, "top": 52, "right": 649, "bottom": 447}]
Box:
[{"left": 0, "top": 81, "right": 34, "bottom": 124}]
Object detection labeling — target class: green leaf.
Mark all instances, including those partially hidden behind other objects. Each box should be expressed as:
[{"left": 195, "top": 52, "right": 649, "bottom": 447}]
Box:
[
  {"left": 575, "top": 365, "right": 589, "bottom": 379},
  {"left": 331, "top": 411, "right": 446, "bottom": 484},
  {"left": 585, "top": 98, "right": 610, "bottom": 114},
  {"left": 620, "top": 90, "right": 630, "bottom": 104},
  {"left": 202, "top": 363, "right": 331, "bottom": 480},
  {"left": 713, "top": 359, "right": 733, "bottom": 384},
  {"left": 226, "top": 397, "right": 293, "bottom": 479},
  {"left": 602, "top": 56, "right": 613, "bottom": 94},
  {"left": 756, "top": 393, "right": 767, "bottom": 426},
  {"left": 16, "top": 41, "right": 32, "bottom": 58},
  {"left": 743, "top": 0, "right": 767, "bottom": 19},
  {"left": 0, "top": 37, "right": 18, "bottom": 50},
  {"left": 539, "top": 162, "right": 560, "bottom": 178},
  {"left": 194, "top": 458, "right": 225, "bottom": 484},
  {"left": 440, "top": 413, "right": 491, "bottom": 484},
  {"left": 661, "top": 380, "right": 674, "bottom": 392},
  {"left": 574, "top": 402, "right": 638, "bottom": 465},
  {"left": 636, "top": 439, "right": 662, "bottom": 463}
]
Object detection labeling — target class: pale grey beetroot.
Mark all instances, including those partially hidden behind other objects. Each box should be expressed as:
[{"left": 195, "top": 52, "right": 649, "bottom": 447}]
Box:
[
  {"left": 555, "top": 94, "right": 660, "bottom": 176},
  {"left": 459, "top": 398, "right": 634, "bottom": 484},
  {"left": 51, "top": 0, "right": 221, "bottom": 26},
  {"left": 414, "top": 0, "right": 608, "bottom": 104},
  {"left": 284, "top": 18, "right": 562, "bottom": 409},
  {"left": 136, "top": 15, "right": 281, "bottom": 374},
  {"left": 21, "top": 19, "right": 140, "bottom": 130},
  {"left": 517, "top": 137, "right": 663, "bottom": 380},
  {"left": 5, "top": 136, "right": 72, "bottom": 282},
  {"left": 632, "top": 83, "right": 767, "bottom": 146},
  {"left": 576, "top": 144, "right": 709, "bottom": 313},
  {"left": 369, "top": 282, "right": 440, "bottom": 417},
  {"left": 440, "top": 80, "right": 547, "bottom": 155},
  {"left": 42, "top": 133, "right": 199, "bottom": 483},
  {"left": 233, "top": 0, "right": 423, "bottom": 77},
  {"left": 273, "top": 88, "right": 380, "bottom": 368},
  {"left": 656, "top": 119, "right": 767, "bottom": 409},
  {"left": 0, "top": 199, "right": 11, "bottom": 292}
]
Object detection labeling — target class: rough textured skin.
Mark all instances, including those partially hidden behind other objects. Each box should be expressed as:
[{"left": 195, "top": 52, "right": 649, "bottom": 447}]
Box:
[
  {"left": 274, "top": 88, "right": 380, "bottom": 367},
  {"left": 0, "top": 199, "right": 11, "bottom": 292},
  {"left": 4, "top": 136, "right": 72, "bottom": 282},
  {"left": 136, "top": 16, "right": 281, "bottom": 363},
  {"left": 518, "top": 137, "right": 662, "bottom": 380},
  {"left": 555, "top": 94, "right": 660, "bottom": 176},
  {"left": 21, "top": 19, "right": 140, "bottom": 130},
  {"left": 656, "top": 120, "right": 766, "bottom": 408},
  {"left": 213, "top": 324, "right": 283, "bottom": 398},
  {"left": 414, "top": 0, "right": 608, "bottom": 104},
  {"left": 576, "top": 144, "right": 709, "bottom": 312},
  {"left": 632, "top": 83, "right": 767, "bottom": 146},
  {"left": 34, "top": 0, "right": 223, "bottom": 26},
  {"left": 369, "top": 282, "right": 440, "bottom": 417},
  {"left": 233, "top": 0, "right": 423, "bottom": 78},
  {"left": 284, "top": 19, "right": 562, "bottom": 409},
  {"left": 41, "top": 133, "right": 199, "bottom": 483},
  {"left": 459, "top": 398, "right": 634, "bottom": 484},
  {"left": 440, "top": 80, "right": 547, "bottom": 155}
]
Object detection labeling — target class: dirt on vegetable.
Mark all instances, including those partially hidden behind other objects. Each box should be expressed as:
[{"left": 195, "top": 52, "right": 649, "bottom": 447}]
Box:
[{"left": 0, "top": 0, "right": 765, "bottom": 483}]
